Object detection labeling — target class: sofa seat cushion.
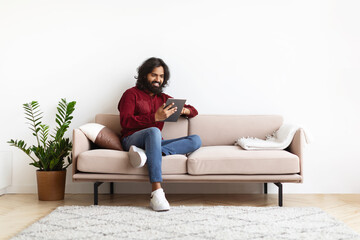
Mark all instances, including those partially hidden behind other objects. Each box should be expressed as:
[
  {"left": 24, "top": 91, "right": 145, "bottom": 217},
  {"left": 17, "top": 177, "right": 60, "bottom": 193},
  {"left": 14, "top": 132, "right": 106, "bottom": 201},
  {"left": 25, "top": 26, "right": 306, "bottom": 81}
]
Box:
[
  {"left": 77, "top": 149, "right": 187, "bottom": 175},
  {"left": 187, "top": 146, "right": 300, "bottom": 175}
]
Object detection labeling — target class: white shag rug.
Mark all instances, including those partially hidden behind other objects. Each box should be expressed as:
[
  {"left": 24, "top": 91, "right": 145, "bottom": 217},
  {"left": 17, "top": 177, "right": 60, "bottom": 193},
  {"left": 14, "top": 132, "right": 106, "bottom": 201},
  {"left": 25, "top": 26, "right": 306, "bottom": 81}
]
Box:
[{"left": 12, "top": 206, "right": 360, "bottom": 240}]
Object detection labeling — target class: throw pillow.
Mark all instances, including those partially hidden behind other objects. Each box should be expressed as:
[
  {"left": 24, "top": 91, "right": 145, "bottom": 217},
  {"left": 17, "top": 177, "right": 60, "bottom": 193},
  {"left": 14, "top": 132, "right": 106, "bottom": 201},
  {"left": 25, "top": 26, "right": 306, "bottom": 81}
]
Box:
[{"left": 79, "top": 123, "right": 123, "bottom": 151}]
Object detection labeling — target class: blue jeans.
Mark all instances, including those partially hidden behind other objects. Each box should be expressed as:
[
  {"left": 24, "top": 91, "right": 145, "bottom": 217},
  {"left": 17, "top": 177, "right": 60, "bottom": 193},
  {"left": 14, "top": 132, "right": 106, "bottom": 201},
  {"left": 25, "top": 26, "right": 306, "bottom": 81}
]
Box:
[{"left": 121, "top": 127, "right": 202, "bottom": 183}]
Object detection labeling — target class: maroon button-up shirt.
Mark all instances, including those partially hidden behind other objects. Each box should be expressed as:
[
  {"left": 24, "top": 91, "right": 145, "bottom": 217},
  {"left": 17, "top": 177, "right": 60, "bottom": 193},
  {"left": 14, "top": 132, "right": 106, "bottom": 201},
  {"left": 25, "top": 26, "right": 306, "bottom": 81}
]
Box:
[{"left": 118, "top": 86, "right": 198, "bottom": 138}]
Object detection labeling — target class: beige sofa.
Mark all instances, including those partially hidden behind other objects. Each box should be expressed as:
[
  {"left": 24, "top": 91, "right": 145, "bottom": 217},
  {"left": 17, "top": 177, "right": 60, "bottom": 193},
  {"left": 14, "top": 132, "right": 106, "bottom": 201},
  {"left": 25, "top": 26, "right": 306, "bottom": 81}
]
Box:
[{"left": 72, "top": 114, "right": 305, "bottom": 206}]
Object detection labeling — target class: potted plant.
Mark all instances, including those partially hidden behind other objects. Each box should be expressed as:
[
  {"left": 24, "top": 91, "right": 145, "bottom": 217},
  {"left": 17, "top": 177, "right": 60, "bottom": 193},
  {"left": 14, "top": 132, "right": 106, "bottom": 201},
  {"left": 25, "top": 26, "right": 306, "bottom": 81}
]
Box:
[{"left": 8, "top": 98, "right": 76, "bottom": 200}]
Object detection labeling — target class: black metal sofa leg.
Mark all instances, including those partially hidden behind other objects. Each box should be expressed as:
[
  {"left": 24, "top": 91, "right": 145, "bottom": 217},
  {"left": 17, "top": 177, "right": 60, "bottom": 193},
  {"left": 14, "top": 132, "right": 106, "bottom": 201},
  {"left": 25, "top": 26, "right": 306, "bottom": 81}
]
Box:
[
  {"left": 274, "top": 182, "right": 283, "bottom": 207},
  {"left": 110, "top": 182, "right": 114, "bottom": 194},
  {"left": 264, "top": 183, "right": 268, "bottom": 194},
  {"left": 94, "top": 182, "right": 104, "bottom": 205}
]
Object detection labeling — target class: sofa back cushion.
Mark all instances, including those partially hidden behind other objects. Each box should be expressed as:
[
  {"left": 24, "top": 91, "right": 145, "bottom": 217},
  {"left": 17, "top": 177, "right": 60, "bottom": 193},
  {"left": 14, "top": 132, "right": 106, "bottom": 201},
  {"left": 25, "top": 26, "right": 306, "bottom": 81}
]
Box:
[
  {"left": 162, "top": 117, "right": 189, "bottom": 140},
  {"left": 189, "top": 115, "right": 283, "bottom": 146},
  {"left": 95, "top": 114, "right": 122, "bottom": 135},
  {"left": 94, "top": 114, "right": 283, "bottom": 146},
  {"left": 95, "top": 114, "right": 188, "bottom": 140}
]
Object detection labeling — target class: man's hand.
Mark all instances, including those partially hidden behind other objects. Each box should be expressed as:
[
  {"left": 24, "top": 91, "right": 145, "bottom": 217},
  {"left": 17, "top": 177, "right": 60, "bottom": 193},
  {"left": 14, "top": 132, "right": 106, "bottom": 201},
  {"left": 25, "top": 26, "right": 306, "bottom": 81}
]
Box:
[
  {"left": 181, "top": 107, "right": 190, "bottom": 115},
  {"left": 155, "top": 103, "right": 177, "bottom": 122}
]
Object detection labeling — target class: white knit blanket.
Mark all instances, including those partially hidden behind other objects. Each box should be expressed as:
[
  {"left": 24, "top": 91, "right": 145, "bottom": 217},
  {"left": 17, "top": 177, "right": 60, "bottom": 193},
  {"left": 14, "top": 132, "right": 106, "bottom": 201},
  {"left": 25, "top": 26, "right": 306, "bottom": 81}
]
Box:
[{"left": 236, "top": 124, "right": 302, "bottom": 150}]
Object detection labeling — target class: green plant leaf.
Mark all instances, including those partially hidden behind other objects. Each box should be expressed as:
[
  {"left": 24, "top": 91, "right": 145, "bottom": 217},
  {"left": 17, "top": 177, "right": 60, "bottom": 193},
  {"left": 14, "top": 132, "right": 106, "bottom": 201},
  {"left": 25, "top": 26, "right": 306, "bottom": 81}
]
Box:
[
  {"left": 39, "top": 124, "right": 50, "bottom": 149},
  {"left": 23, "top": 101, "right": 42, "bottom": 146},
  {"left": 8, "top": 139, "right": 37, "bottom": 163},
  {"left": 57, "top": 108, "right": 65, "bottom": 117},
  {"left": 53, "top": 99, "right": 76, "bottom": 142}
]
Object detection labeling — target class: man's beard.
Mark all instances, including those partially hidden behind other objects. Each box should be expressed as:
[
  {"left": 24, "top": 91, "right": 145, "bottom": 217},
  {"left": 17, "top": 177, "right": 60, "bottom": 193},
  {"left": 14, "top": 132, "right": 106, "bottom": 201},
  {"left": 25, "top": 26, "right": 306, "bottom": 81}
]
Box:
[{"left": 145, "top": 81, "right": 164, "bottom": 95}]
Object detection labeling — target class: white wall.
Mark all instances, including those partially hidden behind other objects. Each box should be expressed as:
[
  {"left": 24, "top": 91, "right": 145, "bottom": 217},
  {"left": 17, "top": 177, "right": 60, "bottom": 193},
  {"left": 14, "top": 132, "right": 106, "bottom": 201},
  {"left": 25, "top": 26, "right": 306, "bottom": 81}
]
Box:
[{"left": 1, "top": 0, "right": 359, "bottom": 194}]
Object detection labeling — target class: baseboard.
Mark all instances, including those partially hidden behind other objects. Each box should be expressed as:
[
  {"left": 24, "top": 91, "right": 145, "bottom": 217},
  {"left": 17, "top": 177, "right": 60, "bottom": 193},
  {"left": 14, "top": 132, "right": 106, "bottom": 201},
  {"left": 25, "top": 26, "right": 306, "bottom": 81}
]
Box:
[{"left": 7, "top": 184, "right": 37, "bottom": 193}]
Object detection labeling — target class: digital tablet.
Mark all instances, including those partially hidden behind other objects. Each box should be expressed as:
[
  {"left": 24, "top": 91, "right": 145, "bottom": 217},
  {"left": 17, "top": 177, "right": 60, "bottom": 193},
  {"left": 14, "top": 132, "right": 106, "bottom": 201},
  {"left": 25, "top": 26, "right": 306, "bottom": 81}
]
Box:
[{"left": 163, "top": 99, "right": 186, "bottom": 122}]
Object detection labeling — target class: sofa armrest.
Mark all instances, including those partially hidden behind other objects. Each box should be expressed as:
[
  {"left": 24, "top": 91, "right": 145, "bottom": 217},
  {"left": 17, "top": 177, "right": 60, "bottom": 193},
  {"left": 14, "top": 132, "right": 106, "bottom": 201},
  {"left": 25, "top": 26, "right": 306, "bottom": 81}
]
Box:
[
  {"left": 287, "top": 128, "right": 305, "bottom": 183},
  {"left": 72, "top": 129, "right": 91, "bottom": 177}
]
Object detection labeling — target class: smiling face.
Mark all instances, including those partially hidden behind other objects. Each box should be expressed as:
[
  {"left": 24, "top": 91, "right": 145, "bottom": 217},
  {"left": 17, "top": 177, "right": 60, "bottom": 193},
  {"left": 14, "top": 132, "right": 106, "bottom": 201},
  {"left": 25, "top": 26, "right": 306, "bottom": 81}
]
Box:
[
  {"left": 136, "top": 57, "right": 170, "bottom": 95},
  {"left": 146, "top": 66, "right": 164, "bottom": 95}
]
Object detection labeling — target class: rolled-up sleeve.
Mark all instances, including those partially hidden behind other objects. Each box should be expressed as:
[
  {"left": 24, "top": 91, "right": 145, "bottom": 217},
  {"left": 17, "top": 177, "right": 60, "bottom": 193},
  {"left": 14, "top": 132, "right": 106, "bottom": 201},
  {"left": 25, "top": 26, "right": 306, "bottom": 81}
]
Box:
[{"left": 184, "top": 104, "right": 198, "bottom": 118}]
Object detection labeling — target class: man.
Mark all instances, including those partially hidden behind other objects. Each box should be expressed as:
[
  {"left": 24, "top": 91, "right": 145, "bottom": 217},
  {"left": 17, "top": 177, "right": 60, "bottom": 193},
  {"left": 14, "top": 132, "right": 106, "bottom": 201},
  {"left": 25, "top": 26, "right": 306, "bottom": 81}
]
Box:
[{"left": 118, "top": 57, "right": 202, "bottom": 211}]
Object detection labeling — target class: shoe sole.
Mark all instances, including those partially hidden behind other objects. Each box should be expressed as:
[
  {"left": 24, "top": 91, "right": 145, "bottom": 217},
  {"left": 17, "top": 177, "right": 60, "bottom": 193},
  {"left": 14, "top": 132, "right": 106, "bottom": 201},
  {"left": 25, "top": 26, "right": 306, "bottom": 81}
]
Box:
[
  {"left": 150, "top": 202, "right": 170, "bottom": 212},
  {"left": 129, "top": 146, "right": 146, "bottom": 168}
]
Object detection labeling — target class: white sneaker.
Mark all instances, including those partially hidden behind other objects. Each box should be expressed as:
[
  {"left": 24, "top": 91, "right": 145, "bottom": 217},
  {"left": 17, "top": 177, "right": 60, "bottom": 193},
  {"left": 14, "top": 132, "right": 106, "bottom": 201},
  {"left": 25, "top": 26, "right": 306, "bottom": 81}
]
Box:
[
  {"left": 150, "top": 188, "right": 170, "bottom": 212},
  {"left": 129, "top": 145, "right": 147, "bottom": 168}
]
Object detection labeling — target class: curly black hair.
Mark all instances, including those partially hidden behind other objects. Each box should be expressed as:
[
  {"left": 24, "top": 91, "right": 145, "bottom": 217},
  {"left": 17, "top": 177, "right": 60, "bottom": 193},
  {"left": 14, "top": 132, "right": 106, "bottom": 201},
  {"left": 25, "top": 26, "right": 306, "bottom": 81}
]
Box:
[{"left": 135, "top": 57, "right": 170, "bottom": 95}]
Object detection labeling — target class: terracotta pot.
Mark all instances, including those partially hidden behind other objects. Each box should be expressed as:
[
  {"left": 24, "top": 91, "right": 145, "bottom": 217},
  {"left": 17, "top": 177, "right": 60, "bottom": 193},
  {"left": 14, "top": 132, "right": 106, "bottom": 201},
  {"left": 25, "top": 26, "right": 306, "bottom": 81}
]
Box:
[{"left": 36, "top": 170, "right": 66, "bottom": 201}]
